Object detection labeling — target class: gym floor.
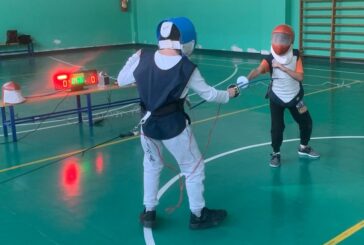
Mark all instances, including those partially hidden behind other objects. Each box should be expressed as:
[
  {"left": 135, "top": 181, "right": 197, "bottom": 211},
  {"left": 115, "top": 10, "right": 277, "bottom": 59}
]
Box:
[{"left": 1, "top": 46, "right": 364, "bottom": 244}]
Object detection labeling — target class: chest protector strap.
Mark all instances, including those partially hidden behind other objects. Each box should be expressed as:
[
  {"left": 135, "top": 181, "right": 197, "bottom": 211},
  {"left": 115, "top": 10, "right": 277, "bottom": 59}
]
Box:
[{"left": 140, "top": 99, "right": 191, "bottom": 140}]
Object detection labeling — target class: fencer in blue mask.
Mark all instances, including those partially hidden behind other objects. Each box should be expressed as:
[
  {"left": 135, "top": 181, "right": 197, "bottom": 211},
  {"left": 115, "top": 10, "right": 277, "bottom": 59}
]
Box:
[{"left": 117, "top": 17, "right": 238, "bottom": 229}]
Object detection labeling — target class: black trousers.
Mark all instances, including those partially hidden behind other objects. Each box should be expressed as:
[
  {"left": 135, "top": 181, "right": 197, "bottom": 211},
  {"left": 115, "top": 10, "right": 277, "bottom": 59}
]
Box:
[{"left": 269, "top": 100, "right": 312, "bottom": 153}]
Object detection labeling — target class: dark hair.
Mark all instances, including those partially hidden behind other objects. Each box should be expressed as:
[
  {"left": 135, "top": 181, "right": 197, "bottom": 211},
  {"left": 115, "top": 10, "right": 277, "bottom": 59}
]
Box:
[{"left": 160, "top": 24, "right": 180, "bottom": 41}]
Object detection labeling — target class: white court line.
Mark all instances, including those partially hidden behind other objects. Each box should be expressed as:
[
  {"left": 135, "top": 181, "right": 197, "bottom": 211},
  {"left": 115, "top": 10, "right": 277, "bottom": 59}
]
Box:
[
  {"left": 143, "top": 227, "right": 156, "bottom": 245},
  {"left": 0, "top": 121, "right": 81, "bottom": 136},
  {"left": 48, "top": 56, "right": 83, "bottom": 68},
  {"left": 305, "top": 67, "right": 364, "bottom": 76},
  {"left": 144, "top": 135, "right": 364, "bottom": 245},
  {"left": 1, "top": 104, "right": 138, "bottom": 128},
  {"left": 304, "top": 81, "right": 351, "bottom": 88},
  {"left": 0, "top": 106, "right": 139, "bottom": 137}
]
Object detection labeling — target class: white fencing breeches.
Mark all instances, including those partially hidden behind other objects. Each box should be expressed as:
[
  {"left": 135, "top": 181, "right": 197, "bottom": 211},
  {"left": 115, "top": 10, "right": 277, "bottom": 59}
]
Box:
[{"left": 141, "top": 126, "right": 205, "bottom": 212}]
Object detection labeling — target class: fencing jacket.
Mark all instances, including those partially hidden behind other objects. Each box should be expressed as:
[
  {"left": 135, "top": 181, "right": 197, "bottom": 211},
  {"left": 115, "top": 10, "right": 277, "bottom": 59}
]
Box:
[{"left": 263, "top": 49, "right": 304, "bottom": 107}]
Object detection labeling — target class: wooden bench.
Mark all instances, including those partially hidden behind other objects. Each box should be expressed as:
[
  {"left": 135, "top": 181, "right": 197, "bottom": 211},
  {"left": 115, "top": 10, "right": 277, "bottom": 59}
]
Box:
[
  {"left": 0, "top": 41, "right": 34, "bottom": 56},
  {"left": 1, "top": 84, "right": 139, "bottom": 142}
]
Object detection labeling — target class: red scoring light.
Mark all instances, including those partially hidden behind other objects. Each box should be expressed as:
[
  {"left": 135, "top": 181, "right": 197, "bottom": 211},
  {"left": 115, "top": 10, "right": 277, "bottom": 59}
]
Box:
[
  {"left": 57, "top": 74, "right": 68, "bottom": 80},
  {"left": 53, "top": 72, "right": 71, "bottom": 90}
]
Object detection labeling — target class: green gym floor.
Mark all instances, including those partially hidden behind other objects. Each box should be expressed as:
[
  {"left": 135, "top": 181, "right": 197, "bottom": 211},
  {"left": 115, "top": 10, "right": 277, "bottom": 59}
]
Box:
[{"left": 1, "top": 46, "right": 364, "bottom": 245}]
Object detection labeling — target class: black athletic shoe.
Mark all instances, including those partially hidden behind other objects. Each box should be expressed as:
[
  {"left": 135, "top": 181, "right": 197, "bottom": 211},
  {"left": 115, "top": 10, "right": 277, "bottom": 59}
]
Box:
[
  {"left": 189, "top": 207, "right": 227, "bottom": 230},
  {"left": 270, "top": 152, "right": 281, "bottom": 168},
  {"left": 140, "top": 209, "right": 156, "bottom": 228},
  {"left": 298, "top": 146, "right": 320, "bottom": 158}
]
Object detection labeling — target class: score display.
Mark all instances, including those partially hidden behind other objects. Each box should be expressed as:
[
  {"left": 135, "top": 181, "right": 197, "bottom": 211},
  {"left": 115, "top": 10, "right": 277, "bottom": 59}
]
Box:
[{"left": 53, "top": 70, "right": 99, "bottom": 90}]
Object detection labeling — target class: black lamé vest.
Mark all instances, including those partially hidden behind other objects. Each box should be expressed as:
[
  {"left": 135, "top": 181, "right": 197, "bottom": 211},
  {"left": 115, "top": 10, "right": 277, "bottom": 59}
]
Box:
[{"left": 133, "top": 50, "right": 196, "bottom": 140}]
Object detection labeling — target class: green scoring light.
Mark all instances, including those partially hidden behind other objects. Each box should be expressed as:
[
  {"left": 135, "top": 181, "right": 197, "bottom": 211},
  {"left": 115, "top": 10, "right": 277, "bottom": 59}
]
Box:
[{"left": 71, "top": 73, "right": 85, "bottom": 85}]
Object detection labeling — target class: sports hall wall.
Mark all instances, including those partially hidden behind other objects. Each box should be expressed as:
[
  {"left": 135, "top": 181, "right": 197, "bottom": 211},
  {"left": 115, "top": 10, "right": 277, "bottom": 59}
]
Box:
[
  {"left": 0, "top": 0, "right": 298, "bottom": 53},
  {"left": 134, "top": 0, "right": 299, "bottom": 54},
  {"left": 0, "top": 0, "right": 134, "bottom": 51}
]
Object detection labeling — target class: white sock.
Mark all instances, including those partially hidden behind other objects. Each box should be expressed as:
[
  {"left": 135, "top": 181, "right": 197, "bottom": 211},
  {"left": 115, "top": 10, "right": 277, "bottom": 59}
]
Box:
[
  {"left": 300, "top": 144, "right": 307, "bottom": 149},
  {"left": 191, "top": 209, "right": 202, "bottom": 217},
  {"left": 145, "top": 206, "right": 156, "bottom": 212}
]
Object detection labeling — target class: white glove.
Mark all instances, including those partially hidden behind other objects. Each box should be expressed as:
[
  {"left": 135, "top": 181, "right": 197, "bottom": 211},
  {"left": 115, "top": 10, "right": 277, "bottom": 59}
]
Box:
[{"left": 236, "top": 76, "right": 249, "bottom": 89}]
